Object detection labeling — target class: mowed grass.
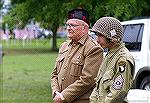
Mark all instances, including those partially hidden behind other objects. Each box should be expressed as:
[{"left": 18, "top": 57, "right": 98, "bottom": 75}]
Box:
[
  {"left": 1, "top": 53, "right": 58, "bottom": 103},
  {"left": 1, "top": 38, "right": 66, "bottom": 49},
  {"left": 0, "top": 38, "right": 66, "bottom": 103}
]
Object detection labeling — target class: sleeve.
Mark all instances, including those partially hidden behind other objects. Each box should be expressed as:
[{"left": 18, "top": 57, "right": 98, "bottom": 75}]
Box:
[
  {"left": 51, "top": 60, "right": 60, "bottom": 98},
  {"left": 103, "top": 56, "right": 134, "bottom": 103},
  {"left": 61, "top": 45, "right": 103, "bottom": 102},
  {"left": 50, "top": 42, "right": 67, "bottom": 98},
  {"left": 90, "top": 87, "right": 99, "bottom": 103}
]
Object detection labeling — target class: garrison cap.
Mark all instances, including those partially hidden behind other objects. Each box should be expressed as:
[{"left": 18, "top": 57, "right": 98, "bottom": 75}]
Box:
[
  {"left": 91, "top": 17, "right": 123, "bottom": 41},
  {"left": 67, "top": 8, "right": 90, "bottom": 25}
]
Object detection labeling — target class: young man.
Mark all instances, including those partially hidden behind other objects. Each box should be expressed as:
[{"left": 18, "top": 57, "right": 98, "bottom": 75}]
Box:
[
  {"left": 51, "top": 9, "right": 103, "bottom": 103},
  {"left": 90, "top": 17, "right": 135, "bottom": 103}
]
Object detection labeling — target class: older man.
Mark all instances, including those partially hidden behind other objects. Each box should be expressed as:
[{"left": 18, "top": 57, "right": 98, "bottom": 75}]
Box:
[{"left": 51, "top": 8, "right": 103, "bottom": 103}]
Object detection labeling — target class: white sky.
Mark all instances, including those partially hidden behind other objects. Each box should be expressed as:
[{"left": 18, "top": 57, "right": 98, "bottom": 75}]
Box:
[{"left": 4, "top": 0, "right": 11, "bottom": 5}]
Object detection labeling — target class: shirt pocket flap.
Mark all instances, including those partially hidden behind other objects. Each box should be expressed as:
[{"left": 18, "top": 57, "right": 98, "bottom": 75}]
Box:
[
  {"left": 72, "top": 59, "right": 84, "bottom": 65},
  {"left": 102, "top": 69, "right": 114, "bottom": 83},
  {"left": 56, "top": 53, "right": 65, "bottom": 62},
  {"left": 70, "top": 58, "right": 84, "bottom": 77},
  {"left": 71, "top": 53, "right": 84, "bottom": 65}
]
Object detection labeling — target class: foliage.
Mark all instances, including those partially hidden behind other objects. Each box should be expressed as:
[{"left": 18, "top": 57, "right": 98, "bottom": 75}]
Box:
[
  {"left": 0, "top": 0, "right": 4, "bottom": 9},
  {"left": 3, "top": 2, "right": 29, "bottom": 29},
  {"left": 136, "top": 0, "right": 150, "bottom": 16},
  {"left": 6, "top": 0, "right": 150, "bottom": 28},
  {"left": 2, "top": 0, "right": 150, "bottom": 50}
]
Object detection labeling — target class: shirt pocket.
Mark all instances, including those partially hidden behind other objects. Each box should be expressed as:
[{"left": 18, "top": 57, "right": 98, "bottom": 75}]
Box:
[
  {"left": 56, "top": 53, "right": 65, "bottom": 74},
  {"left": 101, "top": 69, "right": 114, "bottom": 90},
  {"left": 70, "top": 54, "right": 84, "bottom": 77}
]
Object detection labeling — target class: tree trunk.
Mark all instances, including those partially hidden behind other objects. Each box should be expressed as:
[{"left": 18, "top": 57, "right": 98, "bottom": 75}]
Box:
[
  {"left": 51, "top": 24, "right": 59, "bottom": 51},
  {"left": 51, "top": 32, "right": 58, "bottom": 51}
]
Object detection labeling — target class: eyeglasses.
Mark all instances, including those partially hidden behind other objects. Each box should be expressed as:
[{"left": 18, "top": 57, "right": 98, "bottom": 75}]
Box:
[{"left": 65, "top": 23, "right": 83, "bottom": 28}]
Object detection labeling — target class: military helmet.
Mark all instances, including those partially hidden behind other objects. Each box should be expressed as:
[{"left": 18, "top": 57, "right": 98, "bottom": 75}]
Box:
[{"left": 92, "top": 17, "right": 123, "bottom": 42}]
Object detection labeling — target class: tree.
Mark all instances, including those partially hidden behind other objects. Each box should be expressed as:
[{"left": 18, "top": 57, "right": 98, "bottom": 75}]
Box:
[
  {"left": 136, "top": 0, "right": 150, "bottom": 16},
  {"left": 3, "top": 0, "right": 150, "bottom": 51},
  {"left": 0, "top": 0, "right": 3, "bottom": 9},
  {"left": 4, "top": 0, "right": 97, "bottom": 51},
  {"left": 4, "top": 0, "right": 70, "bottom": 51}
]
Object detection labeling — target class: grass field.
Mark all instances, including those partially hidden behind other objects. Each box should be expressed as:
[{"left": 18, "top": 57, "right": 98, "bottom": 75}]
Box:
[
  {"left": 0, "top": 38, "right": 66, "bottom": 103},
  {"left": 1, "top": 38, "right": 66, "bottom": 49}
]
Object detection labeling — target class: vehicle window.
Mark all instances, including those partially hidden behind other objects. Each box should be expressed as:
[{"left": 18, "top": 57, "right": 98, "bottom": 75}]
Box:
[{"left": 123, "top": 23, "right": 144, "bottom": 51}]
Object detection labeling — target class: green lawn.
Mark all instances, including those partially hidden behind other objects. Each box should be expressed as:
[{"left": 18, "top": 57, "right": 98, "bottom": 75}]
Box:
[
  {"left": 0, "top": 38, "right": 66, "bottom": 49},
  {"left": 0, "top": 38, "right": 66, "bottom": 103},
  {"left": 1, "top": 53, "right": 58, "bottom": 103}
]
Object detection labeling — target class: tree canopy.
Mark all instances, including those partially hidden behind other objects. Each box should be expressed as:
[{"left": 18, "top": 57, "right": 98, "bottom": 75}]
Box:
[
  {"left": 2, "top": 0, "right": 150, "bottom": 51},
  {"left": 0, "top": 0, "right": 3, "bottom": 9}
]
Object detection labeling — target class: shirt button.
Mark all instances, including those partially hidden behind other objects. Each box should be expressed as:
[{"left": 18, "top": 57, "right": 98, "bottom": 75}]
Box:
[
  {"left": 108, "top": 93, "right": 113, "bottom": 97},
  {"left": 77, "top": 56, "right": 81, "bottom": 59},
  {"left": 62, "top": 78, "right": 65, "bottom": 81},
  {"left": 76, "top": 61, "right": 79, "bottom": 64}
]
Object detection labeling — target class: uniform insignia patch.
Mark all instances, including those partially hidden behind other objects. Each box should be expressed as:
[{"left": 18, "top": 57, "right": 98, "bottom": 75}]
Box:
[
  {"left": 119, "top": 66, "right": 125, "bottom": 73},
  {"left": 119, "top": 61, "right": 126, "bottom": 66},
  {"left": 110, "top": 29, "right": 116, "bottom": 37},
  {"left": 112, "top": 75, "right": 124, "bottom": 90}
]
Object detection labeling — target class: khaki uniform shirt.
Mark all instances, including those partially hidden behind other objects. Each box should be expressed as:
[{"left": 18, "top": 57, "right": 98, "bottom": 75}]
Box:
[
  {"left": 90, "top": 43, "right": 135, "bottom": 103},
  {"left": 51, "top": 34, "right": 103, "bottom": 103}
]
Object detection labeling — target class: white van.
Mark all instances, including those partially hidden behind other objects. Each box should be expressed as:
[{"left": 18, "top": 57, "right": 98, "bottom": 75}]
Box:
[{"left": 121, "top": 18, "right": 150, "bottom": 91}]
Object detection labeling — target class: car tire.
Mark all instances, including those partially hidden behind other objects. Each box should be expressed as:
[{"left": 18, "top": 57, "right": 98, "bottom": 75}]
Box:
[{"left": 140, "top": 76, "right": 150, "bottom": 91}]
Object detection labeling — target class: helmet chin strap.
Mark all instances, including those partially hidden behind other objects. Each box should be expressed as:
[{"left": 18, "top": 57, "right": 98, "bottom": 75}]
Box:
[{"left": 110, "top": 37, "right": 121, "bottom": 43}]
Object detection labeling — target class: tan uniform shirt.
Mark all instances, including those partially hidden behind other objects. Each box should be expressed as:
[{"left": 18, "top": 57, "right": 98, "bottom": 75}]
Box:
[
  {"left": 51, "top": 34, "right": 103, "bottom": 103},
  {"left": 90, "top": 43, "right": 135, "bottom": 103}
]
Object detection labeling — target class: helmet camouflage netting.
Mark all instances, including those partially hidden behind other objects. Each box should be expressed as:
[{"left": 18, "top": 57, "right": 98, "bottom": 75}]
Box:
[{"left": 92, "top": 17, "right": 123, "bottom": 41}]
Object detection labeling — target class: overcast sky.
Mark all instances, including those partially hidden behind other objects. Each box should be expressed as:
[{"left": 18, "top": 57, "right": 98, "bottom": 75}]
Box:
[{"left": 4, "top": 0, "right": 11, "bottom": 5}]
